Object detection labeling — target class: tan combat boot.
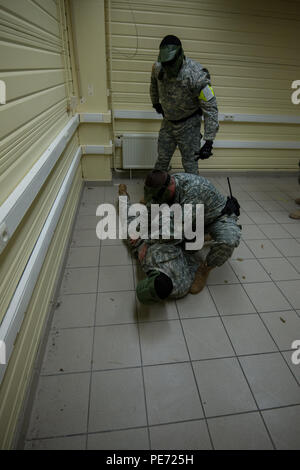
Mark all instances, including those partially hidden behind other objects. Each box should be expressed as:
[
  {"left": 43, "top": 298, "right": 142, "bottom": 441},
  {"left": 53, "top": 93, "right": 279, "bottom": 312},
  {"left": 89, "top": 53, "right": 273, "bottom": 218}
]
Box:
[
  {"left": 118, "top": 184, "right": 129, "bottom": 197},
  {"left": 289, "top": 209, "right": 300, "bottom": 220},
  {"left": 295, "top": 198, "right": 300, "bottom": 206},
  {"left": 140, "top": 198, "right": 146, "bottom": 205},
  {"left": 204, "top": 233, "right": 212, "bottom": 242},
  {"left": 189, "top": 263, "right": 214, "bottom": 294}
]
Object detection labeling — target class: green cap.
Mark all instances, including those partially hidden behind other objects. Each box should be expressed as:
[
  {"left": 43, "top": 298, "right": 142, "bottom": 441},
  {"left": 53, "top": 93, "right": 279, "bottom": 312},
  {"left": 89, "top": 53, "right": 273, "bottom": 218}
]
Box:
[
  {"left": 136, "top": 271, "right": 162, "bottom": 304},
  {"left": 158, "top": 44, "right": 179, "bottom": 63}
]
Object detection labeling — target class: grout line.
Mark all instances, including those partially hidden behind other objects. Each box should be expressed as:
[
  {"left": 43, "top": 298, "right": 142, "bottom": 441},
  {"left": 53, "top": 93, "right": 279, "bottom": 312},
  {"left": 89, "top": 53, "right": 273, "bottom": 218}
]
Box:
[
  {"left": 230, "top": 248, "right": 300, "bottom": 448},
  {"left": 206, "top": 236, "right": 287, "bottom": 450},
  {"left": 38, "top": 346, "right": 299, "bottom": 378},
  {"left": 212, "top": 296, "right": 277, "bottom": 449},
  {"left": 84, "top": 221, "right": 103, "bottom": 450},
  {"left": 174, "top": 302, "right": 215, "bottom": 450},
  {"left": 49, "top": 307, "right": 297, "bottom": 329},
  {"left": 24, "top": 402, "right": 300, "bottom": 445},
  {"left": 130, "top": 242, "right": 152, "bottom": 450}
]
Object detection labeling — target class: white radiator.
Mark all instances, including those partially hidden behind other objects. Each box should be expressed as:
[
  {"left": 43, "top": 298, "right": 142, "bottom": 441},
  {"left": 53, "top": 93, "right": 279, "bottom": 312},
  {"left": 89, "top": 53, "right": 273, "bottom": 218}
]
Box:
[{"left": 122, "top": 133, "right": 158, "bottom": 169}]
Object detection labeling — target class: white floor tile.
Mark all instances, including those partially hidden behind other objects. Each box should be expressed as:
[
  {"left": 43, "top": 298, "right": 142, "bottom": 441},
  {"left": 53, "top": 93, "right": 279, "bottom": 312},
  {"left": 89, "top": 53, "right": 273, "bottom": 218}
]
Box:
[
  {"left": 207, "top": 262, "right": 239, "bottom": 285},
  {"left": 261, "top": 310, "right": 300, "bottom": 351},
  {"left": 25, "top": 435, "right": 86, "bottom": 450},
  {"left": 239, "top": 353, "right": 300, "bottom": 409},
  {"left": 262, "top": 406, "right": 300, "bottom": 449},
  {"left": 276, "top": 280, "right": 300, "bottom": 309},
  {"left": 208, "top": 412, "right": 273, "bottom": 450},
  {"left": 193, "top": 358, "right": 257, "bottom": 417},
  {"left": 230, "top": 240, "right": 255, "bottom": 259},
  {"left": 150, "top": 420, "right": 212, "bottom": 450},
  {"left": 100, "top": 244, "right": 132, "bottom": 266},
  {"left": 242, "top": 225, "right": 267, "bottom": 240},
  {"left": 41, "top": 327, "right": 93, "bottom": 375},
  {"left": 230, "top": 259, "right": 271, "bottom": 283},
  {"left": 259, "top": 258, "right": 300, "bottom": 281},
  {"left": 52, "top": 293, "right": 96, "bottom": 329},
  {"left": 176, "top": 287, "right": 218, "bottom": 318},
  {"left": 245, "top": 239, "right": 282, "bottom": 258},
  {"left": 258, "top": 224, "right": 293, "bottom": 239},
  {"left": 98, "top": 265, "right": 134, "bottom": 292},
  {"left": 223, "top": 314, "right": 277, "bottom": 355},
  {"left": 243, "top": 282, "right": 291, "bottom": 312},
  {"left": 209, "top": 284, "right": 256, "bottom": 315},
  {"left": 287, "top": 257, "right": 300, "bottom": 273},
  {"left": 71, "top": 229, "right": 100, "bottom": 247},
  {"left": 87, "top": 428, "right": 149, "bottom": 450},
  {"left": 272, "top": 239, "right": 300, "bottom": 257},
  {"left": 27, "top": 373, "right": 90, "bottom": 439},
  {"left": 93, "top": 324, "right": 141, "bottom": 370},
  {"left": 89, "top": 369, "right": 147, "bottom": 432},
  {"left": 144, "top": 363, "right": 203, "bottom": 425},
  {"left": 182, "top": 317, "right": 234, "bottom": 360},
  {"left": 246, "top": 211, "right": 276, "bottom": 224},
  {"left": 61, "top": 267, "right": 98, "bottom": 295},
  {"left": 96, "top": 291, "right": 137, "bottom": 325},
  {"left": 139, "top": 320, "right": 189, "bottom": 365},
  {"left": 66, "top": 246, "right": 100, "bottom": 268}
]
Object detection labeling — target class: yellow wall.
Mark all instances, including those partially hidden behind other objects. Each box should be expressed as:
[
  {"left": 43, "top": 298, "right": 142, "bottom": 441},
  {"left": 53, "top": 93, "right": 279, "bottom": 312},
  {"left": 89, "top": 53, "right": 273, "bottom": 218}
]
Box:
[
  {"left": 0, "top": 165, "right": 82, "bottom": 449},
  {"left": 0, "top": 0, "right": 82, "bottom": 449},
  {"left": 70, "top": 0, "right": 112, "bottom": 179},
  {"left": 0, "top": 0, "right": 73, "bottom": 203},
  {"left": 109, "top": 0, "right": 300, "bottom": 170}
]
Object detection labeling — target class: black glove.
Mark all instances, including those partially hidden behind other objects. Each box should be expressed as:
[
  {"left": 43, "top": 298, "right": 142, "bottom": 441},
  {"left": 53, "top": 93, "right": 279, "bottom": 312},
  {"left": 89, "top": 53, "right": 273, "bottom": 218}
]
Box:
[
  {"left": 194, "top": 140, "right": 213, "bottom": 161},
  {"left": 153, "top": 103, "right": 164, "bottom": 116}
]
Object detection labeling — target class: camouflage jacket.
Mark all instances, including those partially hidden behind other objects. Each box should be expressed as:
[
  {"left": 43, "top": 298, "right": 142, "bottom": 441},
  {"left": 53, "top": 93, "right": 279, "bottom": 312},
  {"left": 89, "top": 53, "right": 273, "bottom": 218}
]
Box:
[
  {"left": 137, "top": 242, "right": 198, "bottom": 299},
  {"left": 150, "top": 57, "right": 219, "bottom": 140},
  {"left": 173, "top": 173, "right": 226, "bottom": 226}
]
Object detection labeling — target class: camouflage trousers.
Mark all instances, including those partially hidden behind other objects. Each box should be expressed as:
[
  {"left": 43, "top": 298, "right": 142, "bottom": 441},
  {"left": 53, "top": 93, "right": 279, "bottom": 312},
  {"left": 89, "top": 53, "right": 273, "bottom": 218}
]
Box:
[
  {"left": 155, "top": 112, "right": 201, "bottom": 175},
  {"left": 205, "top": 215, "right": 242, "bottom": 267}
]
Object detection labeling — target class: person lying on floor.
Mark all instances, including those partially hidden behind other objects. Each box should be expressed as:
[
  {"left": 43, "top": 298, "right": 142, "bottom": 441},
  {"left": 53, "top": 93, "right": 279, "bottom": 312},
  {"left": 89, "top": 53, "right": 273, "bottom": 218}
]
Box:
[{"left": 118, "top": 183, "right": 207, "bottom": 304}]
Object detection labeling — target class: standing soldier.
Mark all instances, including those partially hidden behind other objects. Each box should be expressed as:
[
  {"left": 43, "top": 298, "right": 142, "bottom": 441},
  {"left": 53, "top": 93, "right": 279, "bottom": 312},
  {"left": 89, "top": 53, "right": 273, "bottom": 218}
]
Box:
[{"left": 150, "top": 35, "right": 219, "bottom": 174}]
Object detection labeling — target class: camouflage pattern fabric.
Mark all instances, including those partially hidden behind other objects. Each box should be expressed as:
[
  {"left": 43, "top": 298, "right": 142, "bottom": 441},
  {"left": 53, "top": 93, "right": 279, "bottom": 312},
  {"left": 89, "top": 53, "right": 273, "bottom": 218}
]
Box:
[
  {"left": 206, "top": 214, "right": 241, "bottom": 266},
  {"left": 172, "top": 173, "right": 241, "bottom": 266},
  {"left": 150, "top": 57, "right": 219, "bottom": 174},
  {"left": 155, "top": 113, "right": 201, "bottom": 174},
  {"left": 144, "top": 173, "right": 241, "bottom": 267},
  {"left": 122, "top": 198, "right": 200, "bottom": 299}
]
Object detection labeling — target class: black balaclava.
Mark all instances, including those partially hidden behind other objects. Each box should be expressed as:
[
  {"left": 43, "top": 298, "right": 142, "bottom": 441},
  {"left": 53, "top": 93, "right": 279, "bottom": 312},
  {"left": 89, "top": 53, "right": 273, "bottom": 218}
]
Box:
[{"left": 158, "top": 35, "right": 184, "bottom": 78}]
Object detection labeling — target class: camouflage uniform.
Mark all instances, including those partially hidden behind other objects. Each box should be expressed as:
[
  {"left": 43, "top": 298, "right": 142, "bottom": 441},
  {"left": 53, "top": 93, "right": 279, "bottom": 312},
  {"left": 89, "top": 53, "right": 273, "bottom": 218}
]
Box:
[
  {"left": 123, "top": 199, "right": 200, "bottom": 299},
  {"left": 172, "top": 173, "right": 242, "bottom": 266},
  {"left": 150, "top": 57, "right": 219, "bottom": 174}
]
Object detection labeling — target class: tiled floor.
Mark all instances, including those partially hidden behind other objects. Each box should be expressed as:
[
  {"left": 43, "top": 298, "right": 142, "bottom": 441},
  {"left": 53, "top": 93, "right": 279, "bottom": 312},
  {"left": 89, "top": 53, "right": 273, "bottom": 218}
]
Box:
[{"left": 23, "top": 175, "right": 300, "bottom": 450}]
